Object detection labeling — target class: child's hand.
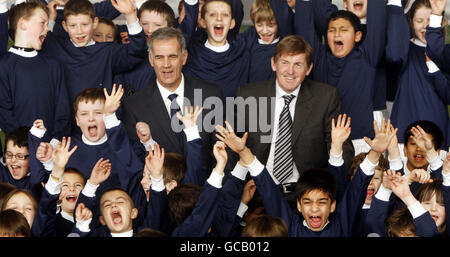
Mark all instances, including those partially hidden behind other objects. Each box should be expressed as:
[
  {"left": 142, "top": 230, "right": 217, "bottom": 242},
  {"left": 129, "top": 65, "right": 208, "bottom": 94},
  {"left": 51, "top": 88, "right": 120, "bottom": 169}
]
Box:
[
  {"left": 407, "top": 169, "right": 432, "bottom": 184},
  {"left": 53, "top": 137, "right": 77, "bottom": 175},
  {"left": 47, "top": 0, "right": 65, "bottom": 21},
  {"left": 382, "top": 169, "right": 400, "bottom": 190},
  {"left": 103, "top": 84, "right": 124, "bottom": 116},
  {"left": 411, "top": 125, "right": 434, "bottom": 152},
  {"left": 176, "top": 106, "right": 203, "bottom": 129},
  {"left": 140, "top": 171, "right": 151, "bottom": 202},
  {"left": 364, "top": 119, "right": 397, "bottom": 154},
  {"left": 111, "top": 0, "right": 136, "bottom": 15},
  {"left": 33, "top": 119, "right": 46, "bottom": 131},
  {"left": 390, "top": 175, "right": 416, "bottom": 205},
  {"left": 330, "top": 114, "right": 351, "bottom": 155},
  {"left": 89, "top": 158, "right": 111, "bottom": 186},
  {"left": 241, "top": 179, "right": 256, "bottom": 205},
  {"left": 136, "top": 122, "right": 151, "bottom": 143},
  {"left": 213, "top": 141, "right": 228, "bottom": 175},
  {"left": 215, "top": 121, "right": 248, "bottom": 153},
  {"left": 430, "top": 0, "right": 446, "bottom": 15},
  {"left": 387, "top": 124, "right": 401, "bottom": 159},
  {"left": 442, "top": 152, "right": 450, "bottom": 176},
  {"left": 145, "top": 143, "right": 165, "bottom": 180},
  {"left": 36, "top": 142, "right": 53, "bottom": 162},
  {"left": 75, "top": 203, "right": 93, "bottom": 222}
]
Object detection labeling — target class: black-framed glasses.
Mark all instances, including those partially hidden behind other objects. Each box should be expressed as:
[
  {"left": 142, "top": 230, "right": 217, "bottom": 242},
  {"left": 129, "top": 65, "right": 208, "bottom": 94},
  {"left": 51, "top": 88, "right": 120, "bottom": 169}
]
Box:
[{"left": 4, "top": 152, "right": 29, "bottom": 160}]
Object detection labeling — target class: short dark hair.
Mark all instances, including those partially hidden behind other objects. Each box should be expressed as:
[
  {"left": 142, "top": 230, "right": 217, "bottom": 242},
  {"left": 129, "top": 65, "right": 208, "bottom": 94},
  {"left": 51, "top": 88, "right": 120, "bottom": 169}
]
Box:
[
  {"left": 0, "top": 209, "right": 31, "bottom": 237},
  {"left": 64, "top": 0, "right": 95, "bottom": 21},
  {"left": 73, "top": 88, "right": 105, "bottom": 114},
  {"left": 138, "top": 0, "right": 176, "bottom": 28},
  {"left": 273, "top": 35, "right": 313, "bottom": 67},
  {"left": 349, "top": 152, "right": 388, "bottom": 179},
  {"left": 386, "top": 207, "right": 416, "bottom": 237},
  {"left": 296, "top": 168, "right": 337, "bottom": 203},
  {"left": 5, "top": 126, "right": 29, "bottom": 150},
  {"left": 0, "top": 183, "right": 17, "bottom": 209},
  {"left": 163, "top": 153, "right": 187, "bottom": 185},
  {"left": 97, "top": 17, "right": 117, "bottom": 41},
  {"left": 168, "top": 184, "right": 202, "bottom": 227},
  {"left": 99, "top": 188, "right": 135, "bottom": 215},
  {"left": 201, "top": 0, "right": 233, "bottom": 19},
  {"left": 403, "top": 120, "right": 443, "bottom": 150},
  {"left": 241, "top": 214, "right": 288, "bottom": 237},
  {"left": 8, "top": 1, "right": 49, "bottom": 39},
  {"left": 148, "top": 27, "right": 186, "bottom": 56},
  {"left": 329, "top": 10, "right": 361, "bottom": 33}
]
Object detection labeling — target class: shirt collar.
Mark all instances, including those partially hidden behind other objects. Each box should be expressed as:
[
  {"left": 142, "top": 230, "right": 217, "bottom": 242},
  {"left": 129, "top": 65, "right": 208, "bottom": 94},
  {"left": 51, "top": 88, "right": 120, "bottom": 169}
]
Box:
[
  {"left": 111, "top": 230, "right": 133, "bottom": 237},
  {"left": 360, "top": 19, "right": 367, "bottom": 25},
  {"left": 81, "top": 133, "right": 108, "bottom": 145},
  {"left": 411, "top": 38, "right": 426, "bottom": 47},
  {"left": 258, "top": 36, "right": 280, "bottom": 45},
  {"left": 60, "top": 210, "right": 74, "bottom": 223},
  {"left": 204, "top": 40, "right": 230, "bottom": 52},
  {"left": 8, "top": 47, "right": 38, "bottom": 58},
  {"left": 71, "top": 39, "right": 96, "bottom": 48},
  {"left": 157, "top": 73, "right": 185, "bottom": 100},
  {"left": 275, "top": 80, "right": 301, "bottom": 99}
]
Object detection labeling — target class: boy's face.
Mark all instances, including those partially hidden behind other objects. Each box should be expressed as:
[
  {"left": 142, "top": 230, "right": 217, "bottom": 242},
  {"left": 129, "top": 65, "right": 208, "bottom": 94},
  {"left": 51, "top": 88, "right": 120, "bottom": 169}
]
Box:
[
  {"left": 21, "top": 8, "right": 50, "bottom": 50},
  {"left": 93, "top": 23, "right": 115, "bottom": 43},
  {"left": 149, "top": 37, "right": 188, "bottom": 91},
  {"left": 200, "top": 1, "right": 235, "bottom": 46},
  {"left": 412, "top": 6, "right": 432, "bottom": 44},
  {"left": 421, "top": 193, "right": 446, "bottom": 228},
  {"left": 5, "top": 141, "right": 30, "bottom": 181},
  {"left": 297, "top": 189, "right": 336, "bottom": 231},
  {"left": 140, "top": 10, "right": 168, "bottom": 41},
  {"left": 365, "top": 168, "right": 383, "bottom": 205},
  {"left": 404, "top": 132, "right": 434, "bottom": 171},
  {"left": 343, "top": 0, "right": 367, "bottom": 20},
  {"left": 271, "top": 52, "right": 312, "bottom": 94},
  {"left": 327, "top": 18, "right": 361, "bottom": 58},
  {"left": 5, "top": 192, "right": 35, "bottom": 228},
  {"left": 255, "top": 19, "right": 278, "bottom": 44},
  {"left": 100, "top": 190, "right": 138, "bottom": 234},
  {"left": 60, "top": 173, "right": 85, "bottom": 214},
  {"left": 75, "top": 100, "right": 106, "bottom": 142},
  {"left": 62, "top": 14, "right": 98, "bottom": 47}
]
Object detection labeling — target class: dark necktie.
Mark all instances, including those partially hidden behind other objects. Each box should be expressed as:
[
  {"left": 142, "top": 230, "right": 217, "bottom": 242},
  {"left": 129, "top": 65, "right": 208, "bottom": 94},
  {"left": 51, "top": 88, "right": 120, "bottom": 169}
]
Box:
[{"left": 168, "top": 93, "right": 185, "bottom": 148}]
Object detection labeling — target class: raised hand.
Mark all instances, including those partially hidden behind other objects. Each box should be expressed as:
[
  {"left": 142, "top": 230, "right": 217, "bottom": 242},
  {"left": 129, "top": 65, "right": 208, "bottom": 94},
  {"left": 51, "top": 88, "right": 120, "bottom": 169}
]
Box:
[
  {"left": 52, "top": 137, "right": 77, "bottom": 177},
  {"left": 145, "top": 143, "right": 165, "bottom": 179},
  {"left": 241, "top": 179, "right": 256, "bottom": 205},
  {"left": 89, "top": 158, "right": 111, "bottom": 186},
  {"left": 387, "top": 124, "right": 401, "bottom": 160},
  {"left": 47, "top": 0, "right": 66, "bottom": 21},
  {"left": 213, "top": 141, "right": 228, "bottom": 175},
  {"left": 430, "top": 0, "right": 446, "bottom": 15},
  {"left": 442, "top": 152, "right": 450, "bottom": 176},
  {"left": 111, "top": 0, "right": 137, "bottom": 24},
  {"left": 330, "top": 114, "right": 351, "bottom": 155},
  {"left": 33, "top": 119, "right": 46, "bottom": 131},
  {"left": 390, "top": 175, "right": 416, "bottom": 206},
  {"left": 140, "top": 171, "right": 151, "bottom": 202},
  {"left": 410, "top": 126, "right": 434, "bottom": 152},
  {"left": 136, "top": 122, "right": 151, "bottom": 143},
  {"left": 75, "top": 203, "right": 93, "bottom": 222},
  {"left": 382, "top": 169, "right": 401, "bottom": 191},
  {"left": 176, "top": 106, "right": 203, "bottom": 129},
  {"left": 364, "top": 119, "right": 397, "bottom": 154},
  {"left": 103, "top": 84, "right": 124, "bottom": 116},
  {"left": 406, "top": 169, "right": 433, "bottom": 184},
  {"left": 36, "top": 142, "right": 53, "bottom": 162},
  {"left": 215, "top": 121, "right": 248, "bottom": 154}
]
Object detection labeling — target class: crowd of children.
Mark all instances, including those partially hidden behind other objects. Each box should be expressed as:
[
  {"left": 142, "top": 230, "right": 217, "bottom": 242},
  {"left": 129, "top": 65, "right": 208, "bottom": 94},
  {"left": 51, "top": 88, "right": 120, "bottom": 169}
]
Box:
[{"left": 0, "top": 0, "right": 449, "bottom": 237}]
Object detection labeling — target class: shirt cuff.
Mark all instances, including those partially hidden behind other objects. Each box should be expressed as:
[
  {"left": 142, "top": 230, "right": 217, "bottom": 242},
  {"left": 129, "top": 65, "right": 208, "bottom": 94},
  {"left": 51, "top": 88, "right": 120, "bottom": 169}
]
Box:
[
  {"left": 360, "top": 156, "right": 377, "bottom": 176},
  {"left": 247, "top": 157, "right": 265, "bottom": 177},
  {"left": 426, "top": 60, "right": 440, "bottom": 73},
  {"left": 237, "top": 202, "right": 248, "bottom": 218},
  {"left": 82, "top": 180, "right": 99, "bottom": 198},
  {"left": 141, "top": 138, "right": 156, "bottom": 152},
  {"left": 388, "top": 156, "right": 403, "bottom": 171},
  {"left": 387, "top": 0, "right": 402, "bottom": 6},
  {"left": 75, "top": 218, "right": 91, "bottom": 233},
  {"left": 126, "top": 20, "right": 143, "bottom": 35},
  {"left": 183, "top": 125, "right": 200, "bottom": 142},
  {"left": 0, "top": 1, "right": 7, "bottom": 13},
  {"left": 103, "top": 113, "right": 121, "bottom": 129},
  {"left": 206, "top": 169, "right": 224, "bottom": 189},
  {"left": 429, "top": 14, "right": 443, "bottom": 28},
  {"left": 45, "top": 175, "right": 62, "bottom": 195},
  {"left": 328, "top": 152, "right": 344, "bottom": 167},
  {"left": 42, "top": 159, "right": 54, "bottom": 171},
  {"left": 150, "top": 176, "right": 165, "bottom": 192},
  {"left": 443, "top": 172, "right": 450, "bottom": 186},
  {"left": 30, "top": 125, "right": 46, "bottom": 139},
  {"left": 231, "top": 162, "right": 248, "bottom": 181},
  {"left": 374, "top": 184, "right": 392, "bottom": 202},
  {"left": 184, "top": 0, "right": 198, "bottom": 5},
  {"left": 428, "top": 153, "right": 443, "bottom": 171},
  {"left": 48, "top": 20, "right": 55, "bottom": 32},
  {"left": 50, "top": 138, "right": 60, "bottom": 149},
  {"left": 407, "top": 200, "right": 427, "bottom": 219}
]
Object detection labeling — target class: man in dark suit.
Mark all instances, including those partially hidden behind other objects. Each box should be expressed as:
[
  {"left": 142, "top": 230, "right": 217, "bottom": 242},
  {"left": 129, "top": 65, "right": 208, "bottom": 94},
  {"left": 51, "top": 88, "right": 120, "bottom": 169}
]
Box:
[
  {"left": 235, "top": 35, "right": 354, "bottom": 208},
  {"left": 122, "top": 27, "right": 224, "bottom": 183}
]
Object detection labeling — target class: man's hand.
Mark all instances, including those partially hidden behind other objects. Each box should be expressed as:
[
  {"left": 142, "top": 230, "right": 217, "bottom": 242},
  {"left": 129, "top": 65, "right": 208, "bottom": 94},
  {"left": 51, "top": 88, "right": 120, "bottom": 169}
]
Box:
[
  {"left": 136, "top": 122, "right": 151, "bottom": 143},
  {"left": 103, "top": 84, "right": 124, "bottom": 116},
  {"left": 89, "top": 158, "right": 111, "bottom": 186}
]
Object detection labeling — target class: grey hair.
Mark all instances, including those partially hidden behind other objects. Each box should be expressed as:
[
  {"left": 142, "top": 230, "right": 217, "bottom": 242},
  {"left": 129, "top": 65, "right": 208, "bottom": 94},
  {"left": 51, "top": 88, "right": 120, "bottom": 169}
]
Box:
[{"left": 147, "top": 27, "right": 186, "bottom": 57}]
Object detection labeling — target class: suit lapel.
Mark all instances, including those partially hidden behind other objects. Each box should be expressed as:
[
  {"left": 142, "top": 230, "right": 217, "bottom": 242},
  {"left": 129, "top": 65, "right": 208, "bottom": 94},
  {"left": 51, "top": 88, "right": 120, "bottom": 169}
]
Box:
[{"left": 292, "top": 79, "right": 313, "bottom": 144}]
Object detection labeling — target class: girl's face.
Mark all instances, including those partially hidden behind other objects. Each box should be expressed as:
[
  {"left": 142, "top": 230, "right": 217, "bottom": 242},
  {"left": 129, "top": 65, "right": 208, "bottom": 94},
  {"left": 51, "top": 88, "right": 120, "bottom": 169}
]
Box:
[
  {"left": 421, "top": 192, "right": 446, "bottom": 228},
  {"left": 4, "top": 193, "right": 36, "bottom": 228},
  {"left": 412, "top": 6, "right": 432, "bottom": 44}
]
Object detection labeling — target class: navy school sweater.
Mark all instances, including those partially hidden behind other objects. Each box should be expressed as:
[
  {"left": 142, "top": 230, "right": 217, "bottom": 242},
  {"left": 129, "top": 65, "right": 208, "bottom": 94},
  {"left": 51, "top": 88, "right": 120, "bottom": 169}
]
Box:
[
  {"left": 0, "top": 9, "right": 7, "bottom": 57},
  {"left": 426, "top": 25, "right": 450, "bottom": 74}
]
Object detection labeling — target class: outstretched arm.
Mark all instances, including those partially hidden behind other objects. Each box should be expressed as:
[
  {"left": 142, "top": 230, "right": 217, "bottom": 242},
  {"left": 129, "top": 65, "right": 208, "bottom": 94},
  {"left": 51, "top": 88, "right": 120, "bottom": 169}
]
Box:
[
  {"left": 425, "top": 0, "right": 450, "bottom": 73},
  {"left": 0, "top": 0, "right": 7, "bottom": 57},
  {"left": 385, "top": 0, "right": 410, "bottom": 66},
  {"left": 362, "top": 0, "right": 387, "bottom": 67}
]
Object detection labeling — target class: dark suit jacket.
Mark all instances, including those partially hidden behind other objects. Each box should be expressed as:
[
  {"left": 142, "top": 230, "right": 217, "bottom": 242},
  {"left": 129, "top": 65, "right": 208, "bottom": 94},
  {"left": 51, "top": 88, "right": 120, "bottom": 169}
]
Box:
[
  {"left": 236, "top": 77, "right": 354, "bottom": 176},
  {"left": 122, "top": 74, "right": 224, "bottom": 182}
]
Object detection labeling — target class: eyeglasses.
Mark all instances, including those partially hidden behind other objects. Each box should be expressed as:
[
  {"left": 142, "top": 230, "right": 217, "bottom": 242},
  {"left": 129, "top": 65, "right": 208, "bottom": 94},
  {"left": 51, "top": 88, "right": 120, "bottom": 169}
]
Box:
[{"left": 4, "top": 152, "right": 29, "bottom": 160}]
